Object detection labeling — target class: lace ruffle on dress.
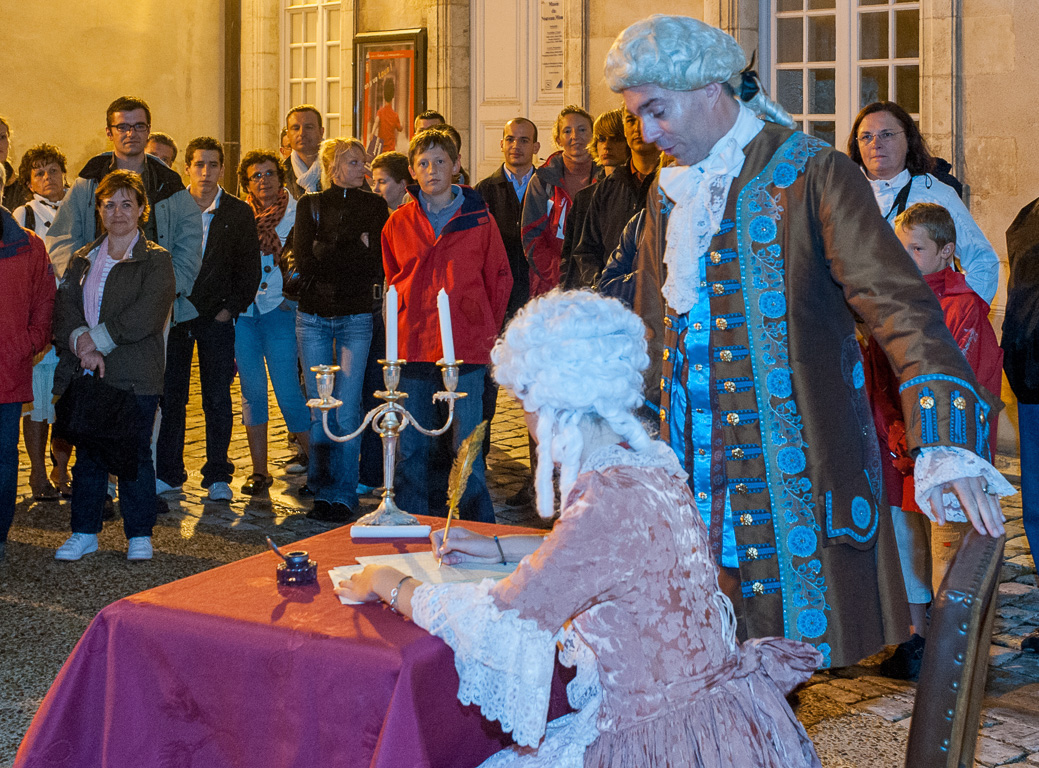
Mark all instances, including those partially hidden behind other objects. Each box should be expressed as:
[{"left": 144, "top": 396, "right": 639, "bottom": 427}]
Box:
[{"left": 411, "top": 441, "right": 822, "bottom": 767}]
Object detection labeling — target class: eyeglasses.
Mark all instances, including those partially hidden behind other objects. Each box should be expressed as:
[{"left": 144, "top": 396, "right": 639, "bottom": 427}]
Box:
[
  {"left": 248, "top": 169, "right": 278, "bottom": 182},
  {"left": 857, "top": 130, "right": 904, "bottom": 146},
  {"left": 108, "top": 123, "right": 150, "bottom": 135}
]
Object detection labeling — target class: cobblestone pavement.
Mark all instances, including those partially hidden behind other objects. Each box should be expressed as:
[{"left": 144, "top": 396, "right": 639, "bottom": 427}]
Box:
[{"left": 0, "top": 366, "right": 1036, "bottom": 767}]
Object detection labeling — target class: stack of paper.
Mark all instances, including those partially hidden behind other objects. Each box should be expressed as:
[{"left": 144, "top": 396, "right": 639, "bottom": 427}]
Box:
[{"left": 328, "top": 551, "right": 517, "bottom": 605}]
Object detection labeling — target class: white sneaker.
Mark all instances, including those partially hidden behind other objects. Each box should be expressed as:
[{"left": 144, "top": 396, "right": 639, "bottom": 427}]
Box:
[
  {"left": 207, "top": 481, "right": 233, "bottom": 502},
  {"left": 55, "top": 533, "right": 99, "bottom": 561},
  {"left": 127, "top": 536, "right": 153, "bottom": 561},
  {"left": 156, "top": 478, "right": 183, "bottom": 494}
]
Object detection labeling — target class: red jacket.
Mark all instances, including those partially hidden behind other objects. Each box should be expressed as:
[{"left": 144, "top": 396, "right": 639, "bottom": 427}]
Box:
[
  {"left": 864, "top": 267, "right": 1002, "bottom": 510},
  {"left": 0, "top": 208, "right": 56, "bottom": 403},
  {"left": 521, "top": 152, "right": 598, "bottom": 298},
  {"left": 382, "top": 186, "right": 512, "bottom": 364}
]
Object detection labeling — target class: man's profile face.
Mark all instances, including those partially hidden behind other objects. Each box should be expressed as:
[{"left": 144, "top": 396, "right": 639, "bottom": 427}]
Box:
[
  {"left": 501, "top": 120, "right": 539, "bottom": 171},
  {"left": 286, "top": 110, "right": 323, "bottom": 155},
  {"left": 106, "top": 109, "right": 150, "bottom": 160},
  {"left": 622, "top": 84, "right": 713, "bottom": 166}
]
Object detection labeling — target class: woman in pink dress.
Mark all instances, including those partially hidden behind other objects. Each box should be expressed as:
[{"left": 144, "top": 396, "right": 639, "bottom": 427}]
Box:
[{"left": 337, "top": 291, "right": 821, "bottom": 767}]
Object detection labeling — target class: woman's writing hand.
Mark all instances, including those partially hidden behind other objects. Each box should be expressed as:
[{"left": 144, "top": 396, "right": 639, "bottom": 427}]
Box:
[{"left": 431, "top": 527, "right": 500, "bottom": 565}]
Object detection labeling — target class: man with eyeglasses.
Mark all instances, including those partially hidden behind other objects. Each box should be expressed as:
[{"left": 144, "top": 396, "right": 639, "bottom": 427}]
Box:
[
  {"left": 283, "top": 104, "right": 324, "bottom": 200},
  {"left": 47, "top": 96, "right": 202, "bottom": 327}
]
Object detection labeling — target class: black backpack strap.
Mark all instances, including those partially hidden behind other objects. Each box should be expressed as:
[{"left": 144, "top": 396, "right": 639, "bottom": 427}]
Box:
[
  {"left": 885, "top": 176, "right": 916, "bottom": 221},
  {"left": 22, "top": 204, "right": 36, "bottom": 232}
]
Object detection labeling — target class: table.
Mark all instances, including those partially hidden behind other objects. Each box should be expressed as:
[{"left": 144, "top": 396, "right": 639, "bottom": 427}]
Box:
[{"left": 16, "top": 518, "right": 557, "bottom": 768}]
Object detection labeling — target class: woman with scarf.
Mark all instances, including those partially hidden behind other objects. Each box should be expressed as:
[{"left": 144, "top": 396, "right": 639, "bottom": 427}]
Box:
[{"left": 234, "top": 150, "right": 311, "bottom": 495}]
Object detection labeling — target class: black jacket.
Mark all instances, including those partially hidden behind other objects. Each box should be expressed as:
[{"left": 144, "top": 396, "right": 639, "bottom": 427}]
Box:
[
  {"left": 2, "top": 160, "right": 31, "bottom": 211},
  {"left": 189, "top": 190, "right": 262, "bottom": 322},
  {"left": 474, "top": 164, "right": 529, "bottom": 321},
  {"left": 293, "top": 185, "right": 389, "bottom": 317},
  {"left": 1002, "top": 196, "right": 1039, "bottom": 403},
  {"left": 569, "top": 163, "right": 656, "bottom": 289}
]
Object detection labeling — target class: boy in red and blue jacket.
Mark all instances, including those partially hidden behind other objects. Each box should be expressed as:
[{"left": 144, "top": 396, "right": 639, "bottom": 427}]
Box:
[{"left": 382, "top": 128, "right": 512, "bottom": 522}]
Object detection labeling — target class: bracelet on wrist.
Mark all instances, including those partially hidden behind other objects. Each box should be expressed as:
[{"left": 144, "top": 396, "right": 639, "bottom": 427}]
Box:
[{"left": 389, "top": 575, "right": 413, "bottom": 614}]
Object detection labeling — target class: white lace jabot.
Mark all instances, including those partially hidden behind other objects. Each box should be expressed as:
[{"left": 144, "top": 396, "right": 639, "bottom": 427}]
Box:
[
  {"left": 579, "top": 441, "right": 688, "bottom": 481},
  {"left": 657, "top": 104, "right": 764, "bottom": 314}
]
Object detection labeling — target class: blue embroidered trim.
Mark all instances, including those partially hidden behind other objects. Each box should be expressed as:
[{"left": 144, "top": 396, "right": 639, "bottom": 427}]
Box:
[
  {"left": 736, "top": 131, "right": 830, "bottom": 650},
  {"left": 717, "top": 218, "right": 735, "bottom": 236},
  {"left": 841, "top": 335, "right": 882, "bottom": 506},
  {"left": 713, "top": 346, "right": 749, "bottom": 362},
  {"left": 712, "top": 312, "right": 746, "bottom": 329},
  {"left": 950, "top": 391, "right": 966, "bottom": 445},
  {"left": 708, "top": 248, "right": 739, "bottom": 265},
  {"left": 824, "top": 489, "right": 879, "bottom": 543},
  {"left": 728, "top": 477, "right": 767, "bottom": 495},
  {"left": 716, "top": 377, "right": 754, "bottom": 394},
  {"left": 898, "top": 373, "right": 985, "bottom": 402},
  {"left": 733, "top": 508, "right": 771, "bottom": 525},
  {"left": 726, "top": 443, "right": 763, "bottom": 461},
  {"left": 920, "top": 387, "right": 938, "bottom": 444},
  {"left": 976, "top": 402, "right": 990, "bottom": 459},
  {"left": 741, "top": 578, "right": 782, "bottom": 598},
  {"left": 722, "top": 409, "right": 759, "bottom": 425},
  {"left": 706, "top": 279, "right": 742, "bottom": 297},
  {"left": 737, "top": 543, "right": 777, "bottom": 563}
]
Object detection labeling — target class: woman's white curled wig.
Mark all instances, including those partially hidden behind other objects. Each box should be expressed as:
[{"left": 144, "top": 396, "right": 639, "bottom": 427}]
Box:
[
  {"left": 492, "top": 290, "right": 654, "bottom": 518},
  {"left": 604, "top": 15, "right": 795, "bottom": 128}
]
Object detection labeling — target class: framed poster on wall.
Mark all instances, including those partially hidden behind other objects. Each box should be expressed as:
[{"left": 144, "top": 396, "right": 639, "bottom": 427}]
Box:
[{"left": 353, "top": 29, "right": 427, "bottom": 157}]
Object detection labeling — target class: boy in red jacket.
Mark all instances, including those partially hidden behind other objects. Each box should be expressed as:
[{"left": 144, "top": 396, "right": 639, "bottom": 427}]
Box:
[
  {"left": 0, "top": 200, "right": 56, "bottom": 560},
  {"left": 382, "top": 129, "right": 512, "bottom": 522},
  {"left": 866, "top": 202, "right": 1003, "bottom": 678}
]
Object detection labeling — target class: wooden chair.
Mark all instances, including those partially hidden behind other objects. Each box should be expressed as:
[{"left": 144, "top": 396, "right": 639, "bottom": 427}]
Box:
[{"left": 904, "top": 529, "right": 1006, "bottom": 768}]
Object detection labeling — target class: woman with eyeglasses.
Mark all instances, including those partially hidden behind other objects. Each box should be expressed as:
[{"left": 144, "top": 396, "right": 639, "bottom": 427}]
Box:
[
  {"left": 847, "top": 101, "right": 999, "bottom": 303},
  {"left": 233, "top": 150, "right": 312, "bottom": 495}
]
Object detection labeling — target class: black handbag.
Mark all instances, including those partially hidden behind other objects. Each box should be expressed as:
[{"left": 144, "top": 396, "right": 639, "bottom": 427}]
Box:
[
  {"left": 54, "top": 374, "right": 140, "bottom": 479},
  {"left": 279, "top": 194, "right": 320, "bottom": 302}
]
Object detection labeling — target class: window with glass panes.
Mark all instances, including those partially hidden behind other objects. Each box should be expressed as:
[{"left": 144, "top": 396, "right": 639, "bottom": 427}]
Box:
[
  {"left": 284, "top": 0, "right": 342, "bottom": 137},
  {"left": 770, "top": 0, "right": 920, "bottom": 147}
]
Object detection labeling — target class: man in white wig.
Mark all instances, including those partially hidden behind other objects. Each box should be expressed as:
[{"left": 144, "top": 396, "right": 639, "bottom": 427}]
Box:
[{"left": 605, "top": 14, "right": 1014, "bottom": 668}]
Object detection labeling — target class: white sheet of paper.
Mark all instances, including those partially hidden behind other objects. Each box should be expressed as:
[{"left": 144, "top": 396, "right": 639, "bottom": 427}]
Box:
[{"left": 355, "top": 551, "right": 516, "bottom": 585}]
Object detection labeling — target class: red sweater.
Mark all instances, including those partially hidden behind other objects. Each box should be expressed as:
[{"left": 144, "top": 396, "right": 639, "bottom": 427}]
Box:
[
  {"left": 382, "top": 186, "right": 512, "bottom": 364},
  {"left": 0, "top": 209, "right": 55, "bottom": 403},
  {"left": 864, "top": 267, "right": 1002, "bottom": 510}
]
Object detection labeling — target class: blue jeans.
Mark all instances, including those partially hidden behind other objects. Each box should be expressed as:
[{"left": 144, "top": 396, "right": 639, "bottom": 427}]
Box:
[
  {"left": 71, "top": 394, "right": 160, "bottom": 539},
  {"left": 396, "top": 366, "right": 494, "bottom": 523},
  {"left": 235, "top": 305, "right": 310, "bottom": 433},
  {"left": 297, "top": 311, "right": 372, "bottom": 507},
  {"left": 0, "top": 402, "right": 22, "bottom": 543},
  {"left": 156, "top": 317, "right": 236, "bottom": 488},
  {"left": 1020, "top": 402, "right": 1039, "bottom": 565}
]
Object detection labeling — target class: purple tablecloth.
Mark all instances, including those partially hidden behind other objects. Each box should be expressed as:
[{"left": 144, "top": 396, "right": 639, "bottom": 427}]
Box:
[{"left": 16, "top": 518, "right": 552, "bottom": 768}]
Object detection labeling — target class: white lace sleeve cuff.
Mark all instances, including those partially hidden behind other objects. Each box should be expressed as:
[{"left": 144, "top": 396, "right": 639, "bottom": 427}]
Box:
[
  {"left": 411, "top": 580, "right": 561, "bottom": 748},
  {"left": 913, "top": 446, "right": 1016, "bottom": 522}
]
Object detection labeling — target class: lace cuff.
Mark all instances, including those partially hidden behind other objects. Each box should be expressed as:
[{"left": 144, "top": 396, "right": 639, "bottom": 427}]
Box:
[
  {"left": 411, "top": 580, "right": 561, "bottom": 748},
  {"left": 913, "top": 446, "right": 1016, "bottom": 523}
]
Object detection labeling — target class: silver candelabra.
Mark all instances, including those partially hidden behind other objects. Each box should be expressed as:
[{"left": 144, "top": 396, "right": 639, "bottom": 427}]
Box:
[{"left": 306, "top": 360, "right": 467, "bottom": 526}]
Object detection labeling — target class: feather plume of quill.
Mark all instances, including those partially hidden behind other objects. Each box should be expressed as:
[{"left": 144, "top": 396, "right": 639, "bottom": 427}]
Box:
[{"left": 446, "top": 420, "right": 487, "bottom": 516}]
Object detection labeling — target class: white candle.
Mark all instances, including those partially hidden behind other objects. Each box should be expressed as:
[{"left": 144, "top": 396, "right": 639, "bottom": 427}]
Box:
[
  {"left": 385, "top": 285, "right": 398, "bottom": 361},
  {"left": 437, "top": 288, "right": 455, "bottom": 364}
]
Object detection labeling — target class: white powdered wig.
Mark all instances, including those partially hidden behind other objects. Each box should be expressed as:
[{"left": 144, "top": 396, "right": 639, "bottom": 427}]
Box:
[
  {"left": 492, "top": 290, "right": 653, "bottom": 518},
  {"left": 605, "top": 14, "right": 795, "bottom": 128}
]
